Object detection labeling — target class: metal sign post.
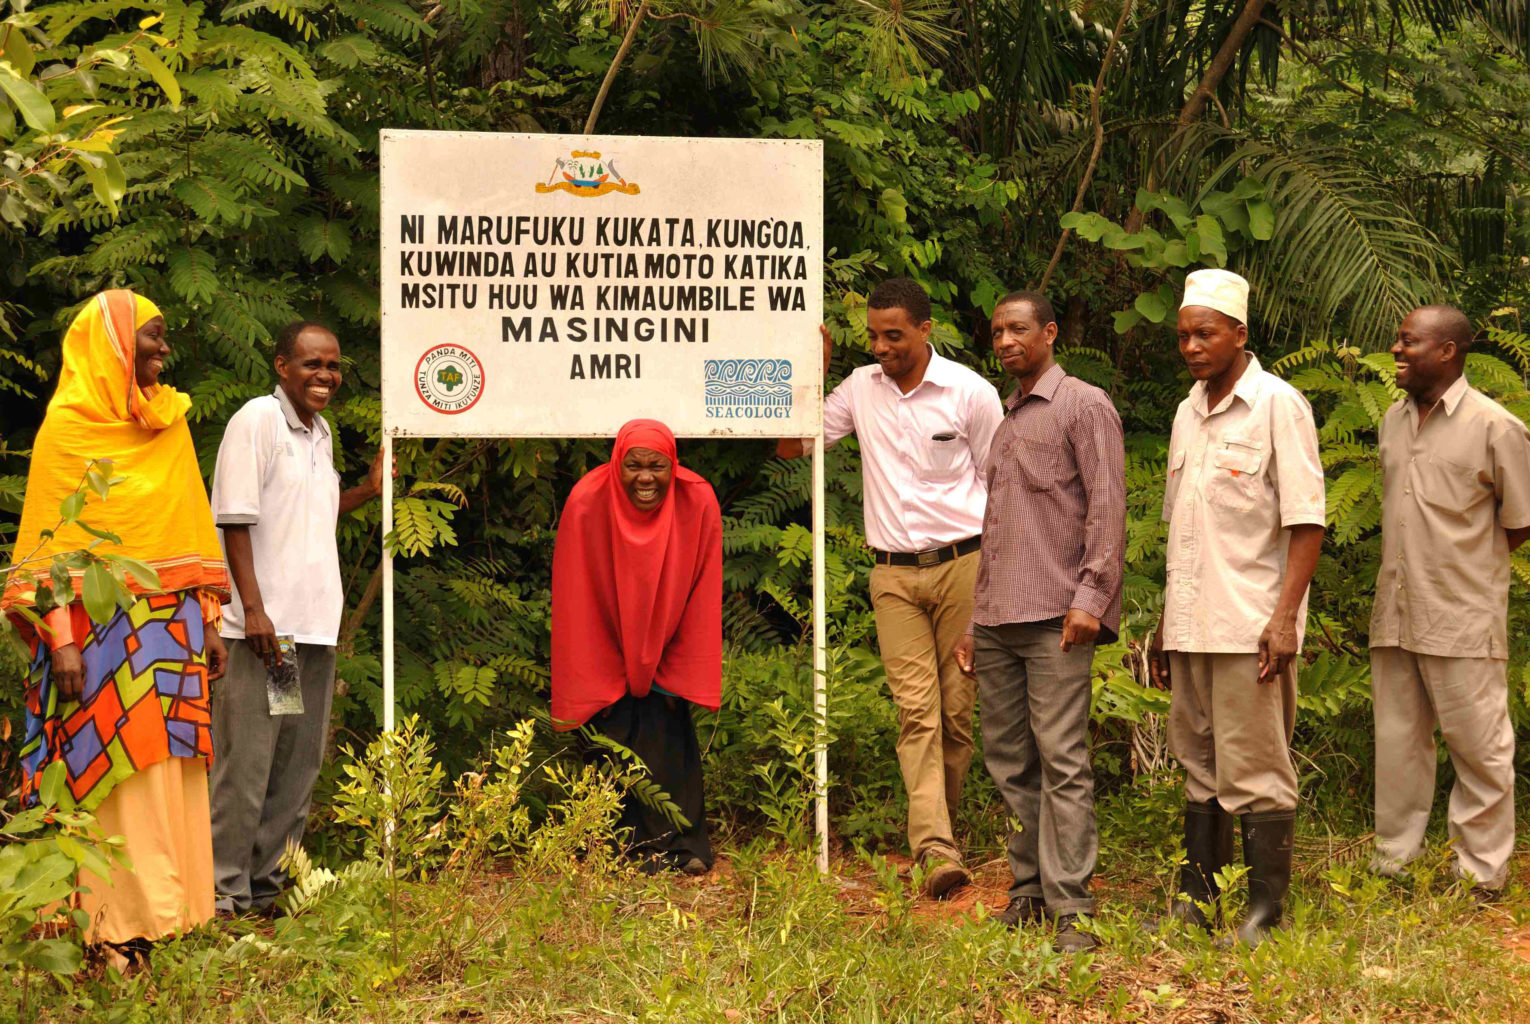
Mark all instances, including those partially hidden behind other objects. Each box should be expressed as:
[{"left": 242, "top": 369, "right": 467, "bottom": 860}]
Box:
[
  {"left": 378, "top": 131, "right": 829, "bottom": 870},
  {"left": 810, "top": 434, "right": 828, "bottom": 874},
  {"left": 381, "top": 434, "right": 394, "bottom": 734}
]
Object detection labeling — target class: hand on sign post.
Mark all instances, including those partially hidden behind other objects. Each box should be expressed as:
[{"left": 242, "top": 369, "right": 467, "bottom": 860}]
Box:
[
  {"left": 341, "top": 446, "right": 397, "bottom": 516},
  {"left": 368, "top": 446, "right": 399, "bottom": 495},
  {"left": 775, "top": 323, "right": 833, "bottom": 460}
]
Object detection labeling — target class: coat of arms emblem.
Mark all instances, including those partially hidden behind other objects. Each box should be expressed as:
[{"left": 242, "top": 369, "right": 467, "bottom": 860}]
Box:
[{"left": 535, "top": 149, "right": 640, "bottom": 197}]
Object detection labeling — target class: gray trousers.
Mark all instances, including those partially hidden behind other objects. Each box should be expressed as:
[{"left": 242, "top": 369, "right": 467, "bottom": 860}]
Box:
[
  {"left": 974, "top": 621, "right": 1097, "bottom": 914},
  {"left": 1372, "top": 646, "right": 1515, "bottom": 889},
  {"left": 210, "top": 638, "right": 336, "bottom": 912}
]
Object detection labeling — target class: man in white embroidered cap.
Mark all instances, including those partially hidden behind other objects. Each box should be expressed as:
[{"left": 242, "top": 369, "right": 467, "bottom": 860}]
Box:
[{"left": 1146, "top": 269, "right": 1326, "bottom": 946}]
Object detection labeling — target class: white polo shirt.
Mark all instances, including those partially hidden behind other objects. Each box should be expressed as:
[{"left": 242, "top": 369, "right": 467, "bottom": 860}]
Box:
[
  {"left": 210, "top": 387, "right": 343, "bottom": 646},
  {"left": 824, "top": 346, "right": 1003, "bottom": 553}
]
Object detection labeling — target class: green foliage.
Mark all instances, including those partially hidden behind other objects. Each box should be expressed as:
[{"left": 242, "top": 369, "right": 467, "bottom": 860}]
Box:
[
  {"left": 0, "top": 759, "right": 127, "bottom": 1015},
  {"left": 10, "top": 768, "right": 1530, "bottom": 1021},
  {"left": 332, "top": 715, "right": 446, "bottom": 878},
  {"left": 0, "top": 5, "right": 184, "bottom": 227},
  {"left": 1062, "top": 177, "right": 1278, "bottom": 334},
  {"left": 1, "top": 459, "right": 164, "bottom": 665}
]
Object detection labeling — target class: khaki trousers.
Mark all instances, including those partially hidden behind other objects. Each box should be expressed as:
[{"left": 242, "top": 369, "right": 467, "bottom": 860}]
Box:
[
  {"left": 1167, "top": 652, "right": 1298, "bottom": 815},
  {"left": 1371, "top": 646, "right": 1515, "bottom": 889},
  {"left": 869, "top": 550, "right": 979, "bottom": 864}
]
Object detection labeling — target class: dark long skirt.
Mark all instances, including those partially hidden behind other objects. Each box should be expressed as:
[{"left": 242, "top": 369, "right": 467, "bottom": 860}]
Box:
[{"left": 582, "top": 692, "right": 713, "bottom": 871}]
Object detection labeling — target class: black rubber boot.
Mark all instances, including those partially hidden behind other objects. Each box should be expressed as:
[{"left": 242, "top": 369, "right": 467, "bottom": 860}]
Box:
[
  {"left": 1151, "top": 800, "right": 1234, "bottom": 933},
  {"left": 1232, "top": 809, "right": 1295, "bottom": 947}
]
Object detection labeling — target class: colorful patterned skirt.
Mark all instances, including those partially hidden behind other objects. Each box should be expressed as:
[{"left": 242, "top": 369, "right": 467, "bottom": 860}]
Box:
[
  {"left": 21, "top": 589, "right": 215, "bottom": 811},
  {"left": 18, "top": 589, "right": 216, "bottom": 942}
]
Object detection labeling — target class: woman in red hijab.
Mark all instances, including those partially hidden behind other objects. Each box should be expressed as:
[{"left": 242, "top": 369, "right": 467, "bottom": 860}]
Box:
[{"left": 551, "top": 419, "right": 722, "bottom": 874}]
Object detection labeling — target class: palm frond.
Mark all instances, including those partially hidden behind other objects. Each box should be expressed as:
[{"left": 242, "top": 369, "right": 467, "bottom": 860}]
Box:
[
  {"left": 1163, "top": 125, "right": 1453, "bottom": 349},
  {"left": 841, "top": 0, "right": 957, "bottom": 71}
]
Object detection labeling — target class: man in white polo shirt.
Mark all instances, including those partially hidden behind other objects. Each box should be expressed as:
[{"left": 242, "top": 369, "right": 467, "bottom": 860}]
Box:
[
  {"left": 780, "top": 278, "right": 1003, "bottom": 897},
  {"left": 208, "top": 321, "right": 386, "bottom": 915}
]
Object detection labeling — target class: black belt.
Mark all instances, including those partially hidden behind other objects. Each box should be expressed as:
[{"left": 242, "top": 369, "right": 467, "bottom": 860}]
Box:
[{"left": 873, "top": 536, "right": 981, "bottom": 567}]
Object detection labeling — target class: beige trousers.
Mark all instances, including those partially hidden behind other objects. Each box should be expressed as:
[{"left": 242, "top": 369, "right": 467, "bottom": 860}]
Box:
[
  {"left": 1167, "top": 652, "right": 1298, "bottom": 815},
  {"left": 1371, "top": 646, "right": 1515, "bottom": 889},
  {"left": 868, "top": 551, "right": 979, "bottom": 864}
]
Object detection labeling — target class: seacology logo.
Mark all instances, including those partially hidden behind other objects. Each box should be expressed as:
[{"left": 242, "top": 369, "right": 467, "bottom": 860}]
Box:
[
  {"left": 535, "top": 149, "right": 640, "bottom": 197},
  {"left": 704, "top": 359, "right": 793, "bottom": 420}
]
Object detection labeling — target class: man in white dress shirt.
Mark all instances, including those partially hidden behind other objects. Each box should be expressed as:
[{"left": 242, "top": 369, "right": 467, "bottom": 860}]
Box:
[{"left": 781, "top": 278, "right": 1003, "bottom": 896}]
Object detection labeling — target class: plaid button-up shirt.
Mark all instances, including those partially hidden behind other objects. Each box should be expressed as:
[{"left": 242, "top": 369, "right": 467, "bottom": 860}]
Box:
[{"left": 972, "top": 363, "right": 1126, "bottom": 640}]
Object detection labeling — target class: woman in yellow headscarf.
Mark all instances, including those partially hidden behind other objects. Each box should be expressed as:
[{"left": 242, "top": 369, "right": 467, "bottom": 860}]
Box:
[{"left": 3, "top": 289, "right": 230, "bottom": 952}]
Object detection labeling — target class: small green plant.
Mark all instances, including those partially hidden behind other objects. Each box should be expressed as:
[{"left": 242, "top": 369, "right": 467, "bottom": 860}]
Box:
[
  {"left": 746, "top": 696, "right": 824, "bottom": 851},
  {"left": 861, "top": 847, "right": 916, "bottom": 928},
  {"left": 1062, "top": 949, "right": 1102, "bottom": 1001},
  {"left": 0, "top": 761, "right": 126, "bottom": 1018},
  {"left": 330, "top": 714, "right": 446, "bottom": 969}
]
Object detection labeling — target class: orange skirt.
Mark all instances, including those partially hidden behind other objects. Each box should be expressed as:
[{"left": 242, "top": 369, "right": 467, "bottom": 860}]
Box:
[{"left": 75, "top": 756, "right": 214, "bottom": 943}]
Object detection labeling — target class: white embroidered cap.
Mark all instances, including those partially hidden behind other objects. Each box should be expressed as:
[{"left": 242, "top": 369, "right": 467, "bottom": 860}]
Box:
[{"left": 1181, "top": 268, "right": 1249, "bottom": 325}]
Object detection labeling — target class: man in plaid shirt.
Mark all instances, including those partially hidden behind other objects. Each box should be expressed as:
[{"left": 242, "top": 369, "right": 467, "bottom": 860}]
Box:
[{"left": 954, "top": 290, "right": 1126, "bottom": 952}]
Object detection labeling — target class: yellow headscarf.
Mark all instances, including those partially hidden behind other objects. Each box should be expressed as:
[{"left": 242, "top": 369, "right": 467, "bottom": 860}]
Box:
[{"left": 3, "top": 290, "right": 229, "bottom": 610}]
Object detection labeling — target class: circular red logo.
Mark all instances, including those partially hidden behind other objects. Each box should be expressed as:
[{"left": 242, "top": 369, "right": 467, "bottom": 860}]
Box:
[{"left": 414, "top": 344, "right": 484, "bottom": 414}]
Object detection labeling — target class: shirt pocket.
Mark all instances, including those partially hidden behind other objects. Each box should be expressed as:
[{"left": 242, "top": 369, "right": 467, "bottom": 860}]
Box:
[
  {"left": 1163, "top": 448, "right": 1186, "bottom": 515},
  {"left": 1206, "top": 437, "right": 1264, "bottom": 511},
  {"left": 1418, "top": 452, "right": 1483, "bottom": 515},
  {"left": 919, "top": 431, "right": 967, "bottom": 481},
  {"left": 1015, "top": 436, "right": 1069, "bottom": 494}
]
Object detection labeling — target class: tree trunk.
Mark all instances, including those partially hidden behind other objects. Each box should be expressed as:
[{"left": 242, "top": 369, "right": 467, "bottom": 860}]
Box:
[
  {"left": 1124, "top": 0, "right": 1271, "bottom": 232},
  {"left": 584, "top": 0, "right": 651, "bottom": 135},
  {"left": 1036, "top": 0, "right": 1135, "bottom": 292}
]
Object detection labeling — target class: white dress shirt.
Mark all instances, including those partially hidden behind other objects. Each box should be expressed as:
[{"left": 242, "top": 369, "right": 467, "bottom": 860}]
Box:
[
  {"left": 824, "top": 346, "right": 1003, "bottom": 553},
  {"left": 1160, "top": 355, "right": 1326, "bottom": 653},
  {"left": 210, "top": 387, "right": 344, "bottom": 646}
]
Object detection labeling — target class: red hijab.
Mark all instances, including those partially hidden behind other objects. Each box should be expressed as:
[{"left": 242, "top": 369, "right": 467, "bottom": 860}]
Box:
[{"left": 551, "top": 419, "right": 723, "bottom": 729}]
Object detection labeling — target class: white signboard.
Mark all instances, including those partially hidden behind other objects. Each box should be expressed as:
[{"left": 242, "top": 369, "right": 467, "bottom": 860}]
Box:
[{"left": 380, "top": 131, "right": 824, "bottom": 438}]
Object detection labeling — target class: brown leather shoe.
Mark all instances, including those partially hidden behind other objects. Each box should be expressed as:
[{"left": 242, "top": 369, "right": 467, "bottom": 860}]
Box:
[
  {"left": 924, "top": 860, "right": 970, "bottom": 899},
  {"left": 996, "top": 895, "right": 1046, "bottom": 928},
  {"left": 1055, "top": 914, "right": 1099, "bottom": 953}
]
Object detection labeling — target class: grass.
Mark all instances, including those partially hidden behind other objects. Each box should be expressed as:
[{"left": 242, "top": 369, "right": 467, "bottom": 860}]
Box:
[{"left": 12, "top": 783, "right": 1530, "bottom": 1024}]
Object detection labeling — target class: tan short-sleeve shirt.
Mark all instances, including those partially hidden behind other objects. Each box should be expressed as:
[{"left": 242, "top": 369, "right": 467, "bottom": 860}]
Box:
[
  {"left": 1161, "top": 355, "right": 1326, "bottom": 654},
  {"left": 1369, "top": 375, "right": 1530, "bottom": 658}
]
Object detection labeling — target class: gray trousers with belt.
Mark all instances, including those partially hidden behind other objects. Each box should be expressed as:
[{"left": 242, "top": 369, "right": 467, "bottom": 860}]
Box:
[
  {"left": 209, "top": 638, "right": 337, "bottom": 913},
  {"left": 974, "top": 621, "right": 1098, "bottom": 915}
]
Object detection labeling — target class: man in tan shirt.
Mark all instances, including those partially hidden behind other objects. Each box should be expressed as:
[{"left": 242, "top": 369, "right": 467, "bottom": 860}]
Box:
[
  {"left": 1149, "top": 269, "right": 1326, "bottom": 947},
  {"left": 1370, "top": 304, "right": 1530, "bottom": 895}
]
